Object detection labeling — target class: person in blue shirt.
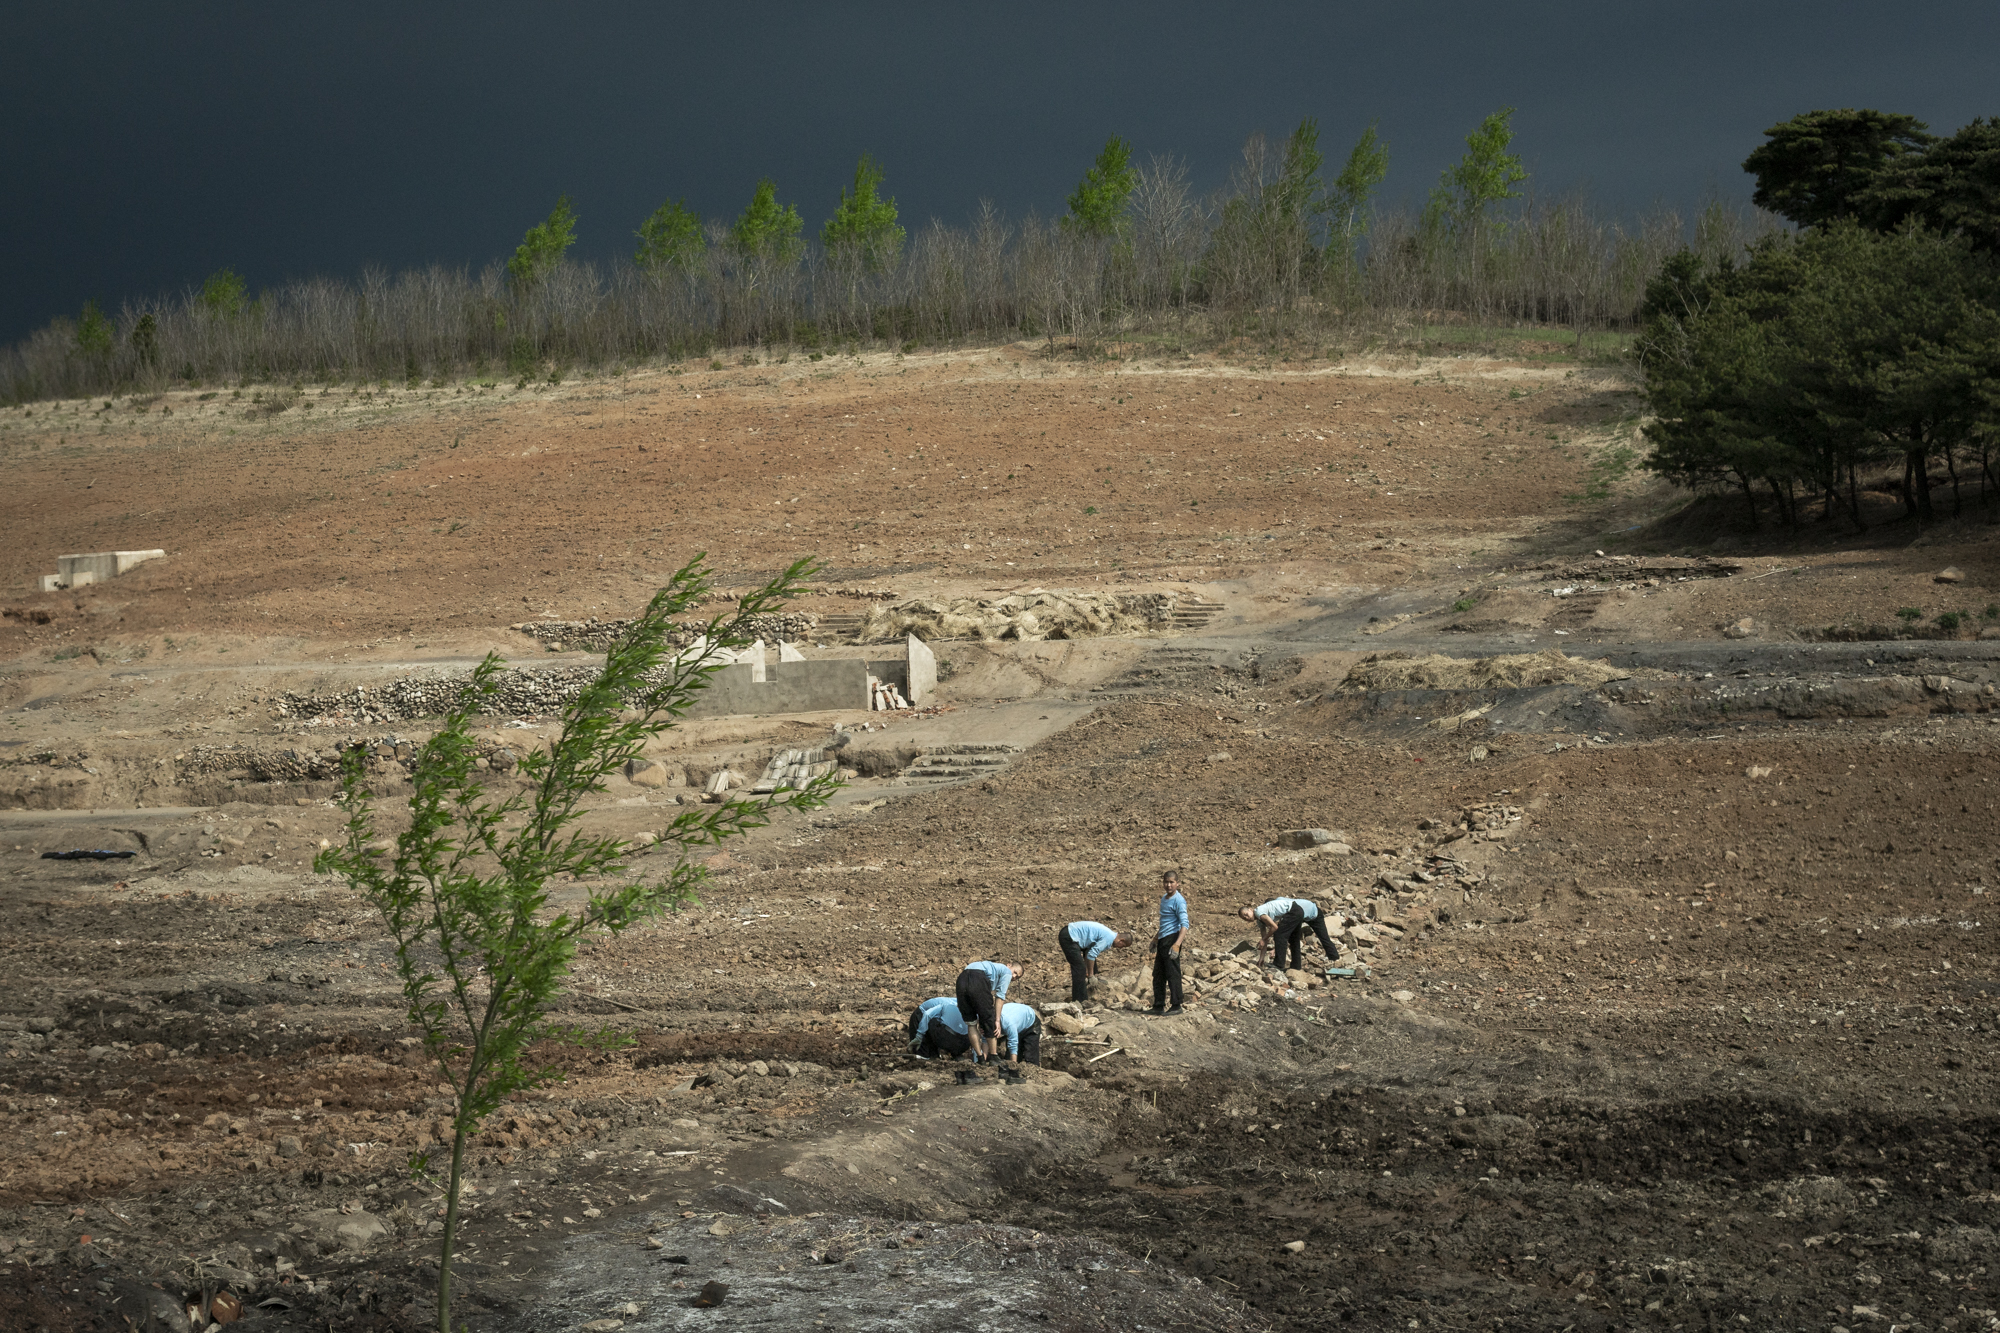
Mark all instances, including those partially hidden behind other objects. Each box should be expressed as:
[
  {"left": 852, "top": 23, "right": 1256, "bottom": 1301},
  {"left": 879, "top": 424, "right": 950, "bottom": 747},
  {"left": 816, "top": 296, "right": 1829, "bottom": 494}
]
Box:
[
  {"left": 1241, "top": 896, "right": 1337, "bottom": 971},
  {"left": 1151, "top": 871, "right": 1190, "bottom": 1016},
  {"left": 907, "top": 996, "right": 972, "bottom": 1060},
  {"left": 955, "top": 959, "right": 1022, "bottom": 1062},
  {"left": 1057, "top": 920, "right": 1128, "bottom": 1003},
  {"left": 997, "top": 1002, "right": 1041, "bottom": 1066}
]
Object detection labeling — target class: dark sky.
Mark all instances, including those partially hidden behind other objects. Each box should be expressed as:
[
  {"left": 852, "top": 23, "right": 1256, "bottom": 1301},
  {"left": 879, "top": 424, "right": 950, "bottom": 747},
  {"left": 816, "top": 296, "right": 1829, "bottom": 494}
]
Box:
[{"left": 5, "top": 1, "right": 1996, "bottom": 343}]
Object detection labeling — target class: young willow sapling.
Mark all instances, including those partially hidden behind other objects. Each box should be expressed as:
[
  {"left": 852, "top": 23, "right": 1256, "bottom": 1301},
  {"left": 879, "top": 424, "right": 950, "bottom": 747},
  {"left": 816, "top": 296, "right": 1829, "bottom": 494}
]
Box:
[{"left": 313, "top": 555, "right": 837, "bottom": 1333}]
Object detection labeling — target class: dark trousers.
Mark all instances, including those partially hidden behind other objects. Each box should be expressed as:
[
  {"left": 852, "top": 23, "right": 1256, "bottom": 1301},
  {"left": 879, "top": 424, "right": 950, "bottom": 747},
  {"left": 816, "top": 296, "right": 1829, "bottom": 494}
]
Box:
[
  {"left": 1272, "top": 907, "right": 1335, "bottom": 968},
  {"left": 1301, "top": 911, "right": 1337, "bottom": 961},
  {"left": 1151, "top": 937, "right": 1183, "bottom": 1010},
  {"left": 1058, "top": 926, "right": 1091, "bottom": 1002},
  {"left": 1013, "top": 1022, "right": 1042, "bottom": 1066},
  {"left": 955, "top": 969, "right": 998, "bottom": 1039},
  {"left": 1272, "top": 906, "right": 1306, "bottom": 969},
  {"left": 919, "top": 1024, "right": 971, "bottom": 1060}
]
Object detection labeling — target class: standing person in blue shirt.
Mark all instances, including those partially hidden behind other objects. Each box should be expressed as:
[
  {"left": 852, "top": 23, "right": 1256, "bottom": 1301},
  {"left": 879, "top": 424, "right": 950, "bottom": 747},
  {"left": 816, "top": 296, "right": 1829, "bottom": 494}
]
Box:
[
  {"left": 955, "top": 959, "right": 1022, "bottom": 1062},
  {"left": 1241, "top": 896, "right": 1337, "bottom": 971},
  {"left": 1057, "top": 921, "right": 1129, "bottom": 1003},
  {"left": 997, "top": 1002, "right": 1042, "bottom": 1066},
  {"left": 1151, "top": 871, "right": 1190, "bottom": 1016},
  {"left": 907, "top": 996, "right": 973, "bottom": 1061}
]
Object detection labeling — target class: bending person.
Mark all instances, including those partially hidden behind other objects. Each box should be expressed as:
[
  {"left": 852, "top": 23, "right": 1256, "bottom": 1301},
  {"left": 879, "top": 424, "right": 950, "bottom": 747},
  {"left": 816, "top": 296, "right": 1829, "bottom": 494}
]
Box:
[
  {"left": 997, "top": 1002, "right": 1042, "bottom": 1067},
  {"left": 1057, "top": 921, "right": 1128, "bottom": 1003},
  {"left": 910, "top": 997, "right": 974, "bottom": 1061},
  {"left": 1240, "top": 896, "right": 1337, "bottom": 971},
  {"left": 955, "top": 959, "right": 1022, "bottom": 1062}
]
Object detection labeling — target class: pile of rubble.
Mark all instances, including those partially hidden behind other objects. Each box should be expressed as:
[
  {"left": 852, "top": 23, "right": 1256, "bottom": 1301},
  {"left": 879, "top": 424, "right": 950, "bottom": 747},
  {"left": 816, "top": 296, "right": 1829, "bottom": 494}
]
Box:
[
  {"left": 510, "top": 612, "right": 818, "bottom": 652},
  {"left": 277, "top": 668, "right": 605, "bottom": 724},
  {"left": 1341, "top": 649, "right": 1630, "bottom": 692},
  {"left": 857, "top": 591, "right": 1182, "bottom": 643}
]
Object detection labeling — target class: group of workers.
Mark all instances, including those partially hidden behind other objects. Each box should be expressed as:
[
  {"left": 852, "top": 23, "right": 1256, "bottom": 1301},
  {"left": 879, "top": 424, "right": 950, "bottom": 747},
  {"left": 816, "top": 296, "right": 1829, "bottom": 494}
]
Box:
[{"left": 905, "top": 873, "right": 1344, "bottom": 1070}]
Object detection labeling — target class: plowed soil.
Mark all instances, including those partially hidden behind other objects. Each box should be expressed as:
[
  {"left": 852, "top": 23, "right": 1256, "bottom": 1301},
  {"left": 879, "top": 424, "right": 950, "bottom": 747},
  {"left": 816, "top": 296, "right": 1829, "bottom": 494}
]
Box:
[{"left": 1, "top": 343, "right": 1997, "bottom": 1332}]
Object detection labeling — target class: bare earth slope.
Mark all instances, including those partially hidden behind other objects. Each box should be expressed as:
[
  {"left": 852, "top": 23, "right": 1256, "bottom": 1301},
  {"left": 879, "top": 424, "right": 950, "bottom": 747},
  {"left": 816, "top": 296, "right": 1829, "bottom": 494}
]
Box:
[{"left": 0, "top": 345, "right": 1997, "bottom": 1332}]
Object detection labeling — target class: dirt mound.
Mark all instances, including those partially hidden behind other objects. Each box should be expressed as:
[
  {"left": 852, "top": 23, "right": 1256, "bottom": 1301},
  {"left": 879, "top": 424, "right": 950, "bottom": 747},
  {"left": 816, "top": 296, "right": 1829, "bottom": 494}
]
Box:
[{"left": 1340, "top": 648, "right": 1629, "bottom": 692}]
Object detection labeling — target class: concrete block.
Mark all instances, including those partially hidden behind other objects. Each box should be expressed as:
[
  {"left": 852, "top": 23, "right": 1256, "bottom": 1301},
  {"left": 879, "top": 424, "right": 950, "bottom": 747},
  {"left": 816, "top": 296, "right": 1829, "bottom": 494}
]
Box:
[
  {"left": 55, "top": 549, "right": 164, "bottom": 587},
  {"left": 778, "top": 640, "right": 805, "bottom": 662},
  {"left": 747, "top": 639, "right": 767, "bottom": 683},
  {"left": 36, "top": 574, "right": 61, "bottom": 593},
  {"left": 67, "top": 570, "right": 98, "bottom": 588},
  {"left": 58, "top": 553, "right": 116, "bottom": 584},
  {"left": 907, "top": 633, "right": 936, "bottom": 705}
]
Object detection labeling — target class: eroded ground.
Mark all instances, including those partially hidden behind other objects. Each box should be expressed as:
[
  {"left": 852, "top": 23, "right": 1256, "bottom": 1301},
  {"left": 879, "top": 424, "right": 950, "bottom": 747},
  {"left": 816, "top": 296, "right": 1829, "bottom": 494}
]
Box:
[{"left": 2, "top": 344, "right": 1998, "bottom": 1332}]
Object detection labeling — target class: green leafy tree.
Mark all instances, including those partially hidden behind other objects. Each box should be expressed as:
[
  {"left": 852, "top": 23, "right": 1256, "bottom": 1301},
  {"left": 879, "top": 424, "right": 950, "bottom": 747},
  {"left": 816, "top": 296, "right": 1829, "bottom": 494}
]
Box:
[
  {"left": 1426, "top": 107, "right": 1528, "bottom": 236},
  {"left": 729, "top": 179, "right": 804, "bottom": 262},
  {"left": 634, "top": 199, "right": 706, "bottom": 273},
  {"left": 1326, "top": 121, "right": 1391, "bottom": 259},
  {"left": 1857, "top": 116, "right": 2000, "bottom": 253},
  {"left": 508, "top": 195, "right": 579, "bottom": 287},
  {"left": 1639, "top": 224, "right": 2000, "bottom": 529},
  {"left": 74, "top": 301, "right": 113, "bottom": 359},
  {"left": 200, "top": 268, "right": 247, "bottom": 318},
  {"left": 313, "top": 555, "right": 837, "bottom": 1333},
  {"left": 1063, "top": 135, "right": 1140, "bottom": 239},
  {"left": 821, "top": 154, "right": 906, "bottom": 271},
  {"left": 1742, "top": 109, "right": 1934, "bottom": 230}
]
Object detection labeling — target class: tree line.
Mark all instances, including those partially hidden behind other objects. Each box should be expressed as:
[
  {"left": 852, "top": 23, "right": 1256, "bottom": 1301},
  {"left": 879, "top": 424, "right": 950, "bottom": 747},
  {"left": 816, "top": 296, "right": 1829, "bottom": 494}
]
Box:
[
  {"left": 7, "top": 110, "right": 1765, "bottom": 404},
  {"left": 1640, "top": 110, "right": 2000, "bottom": 529}
]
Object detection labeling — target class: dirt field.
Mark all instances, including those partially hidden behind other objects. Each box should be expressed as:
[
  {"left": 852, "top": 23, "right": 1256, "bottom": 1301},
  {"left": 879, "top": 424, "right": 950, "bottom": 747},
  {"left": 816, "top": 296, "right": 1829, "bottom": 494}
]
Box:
[{"left": 2, "top": 342, "right": 1998, "bottom": 1332}]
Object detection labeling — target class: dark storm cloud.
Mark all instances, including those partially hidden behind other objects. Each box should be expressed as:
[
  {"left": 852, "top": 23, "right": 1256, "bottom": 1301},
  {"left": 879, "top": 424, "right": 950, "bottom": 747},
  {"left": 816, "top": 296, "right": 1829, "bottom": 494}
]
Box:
[{"left": 4, "top": 0, "right": 1995, "bottom": 342}]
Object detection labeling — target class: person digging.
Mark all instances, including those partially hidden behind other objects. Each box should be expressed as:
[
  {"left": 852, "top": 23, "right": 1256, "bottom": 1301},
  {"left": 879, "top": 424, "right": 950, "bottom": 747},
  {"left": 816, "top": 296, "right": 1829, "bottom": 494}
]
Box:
[
  {"left": 1241, "top": 896, "right": 1338, "bottom": 973},
  {"left": 955, "top": 959, "right": 1022, "bottom": 1064},
  {"left": 1057, "top": 920, "right": 1129, "bottom": 1004}
]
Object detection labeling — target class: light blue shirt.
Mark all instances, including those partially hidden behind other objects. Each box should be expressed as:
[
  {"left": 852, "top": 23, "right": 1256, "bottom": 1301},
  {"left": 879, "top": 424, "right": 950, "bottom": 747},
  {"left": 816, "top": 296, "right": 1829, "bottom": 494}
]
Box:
[
  {"left": 1066, "top": 921, "right": 1118, "bottom": 960},
  {"left": 1158, "top": 891, "right": 1189, "bottom": 940},
  {"left": 965, "top": 960, "right": 1013, "bottom": 1000},
  {"left": 1255, "top": 897, "right": 1317, "bottom": 921},
  {"left": 999, "top": 1003, "right": 1038, "bottom": 1057},
  {"left": 916, "top": 1001, "right": 968, "bottom": 1040}
]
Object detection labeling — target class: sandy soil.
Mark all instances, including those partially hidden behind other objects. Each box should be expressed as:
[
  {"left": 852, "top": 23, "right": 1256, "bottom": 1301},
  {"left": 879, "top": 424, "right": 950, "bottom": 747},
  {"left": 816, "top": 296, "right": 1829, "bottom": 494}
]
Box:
[{"left": 1, "top": 344, "right": 1998, "bottom": 1332}]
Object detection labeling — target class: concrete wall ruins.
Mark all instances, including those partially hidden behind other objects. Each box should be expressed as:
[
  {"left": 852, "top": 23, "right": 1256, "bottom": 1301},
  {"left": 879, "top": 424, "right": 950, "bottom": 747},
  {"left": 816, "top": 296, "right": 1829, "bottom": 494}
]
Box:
[
  {"left": 34, "top": 549, "right": 166, "bottom": 592},
  {"left": 679, "top": 633, "right": 934, "bottom": 719}
]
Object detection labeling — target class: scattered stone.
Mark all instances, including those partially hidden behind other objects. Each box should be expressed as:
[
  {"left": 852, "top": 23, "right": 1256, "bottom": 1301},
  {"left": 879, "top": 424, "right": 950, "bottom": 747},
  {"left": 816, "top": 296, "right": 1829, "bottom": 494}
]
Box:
[
  {"left": 1746, "top": 765, "right": 1772, "bottom": 779},
  {"left": 1936, "top": 567, "right": 1966, "bottom": 583},
  {"left": 1277, "top": 828, "right": 1341, "bottom": 850},
  {"left": 579, "top": 1321, "right": 624, "bottom": 1332},
  {"left": 644, "top": 1235, "right": 664, "bottom": 1250},
  {"left": 1283, "top": 1240, "right": 1307, "bottom": 1254},
  {"left": 297, "top": 1208, "right": 390, "bottom": 1253},
  {"left": 693, "top": 1281, "right": 729, "bottom": 1308},
  {"left": 276, "top": 1135, "right": 302, "bottom": 1158},
  {"left": 1048, "top": 1012, "right": 1084, "bottom": 1035},
  {"left": 1390, "top": 989, "right": 1415, "bottom": 1003},
  {"left": 1206, "top": 751, "right": 1232, "bottom": 763},
  {"left": 625, "top": 759, "right": 679, "bottom": 788},
  {"left": 1468, "top": 745, "right": 1489, "bottom": 762},
  {"left": 749, "top": 1060, "right": 770, "bottom": 1076}
]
